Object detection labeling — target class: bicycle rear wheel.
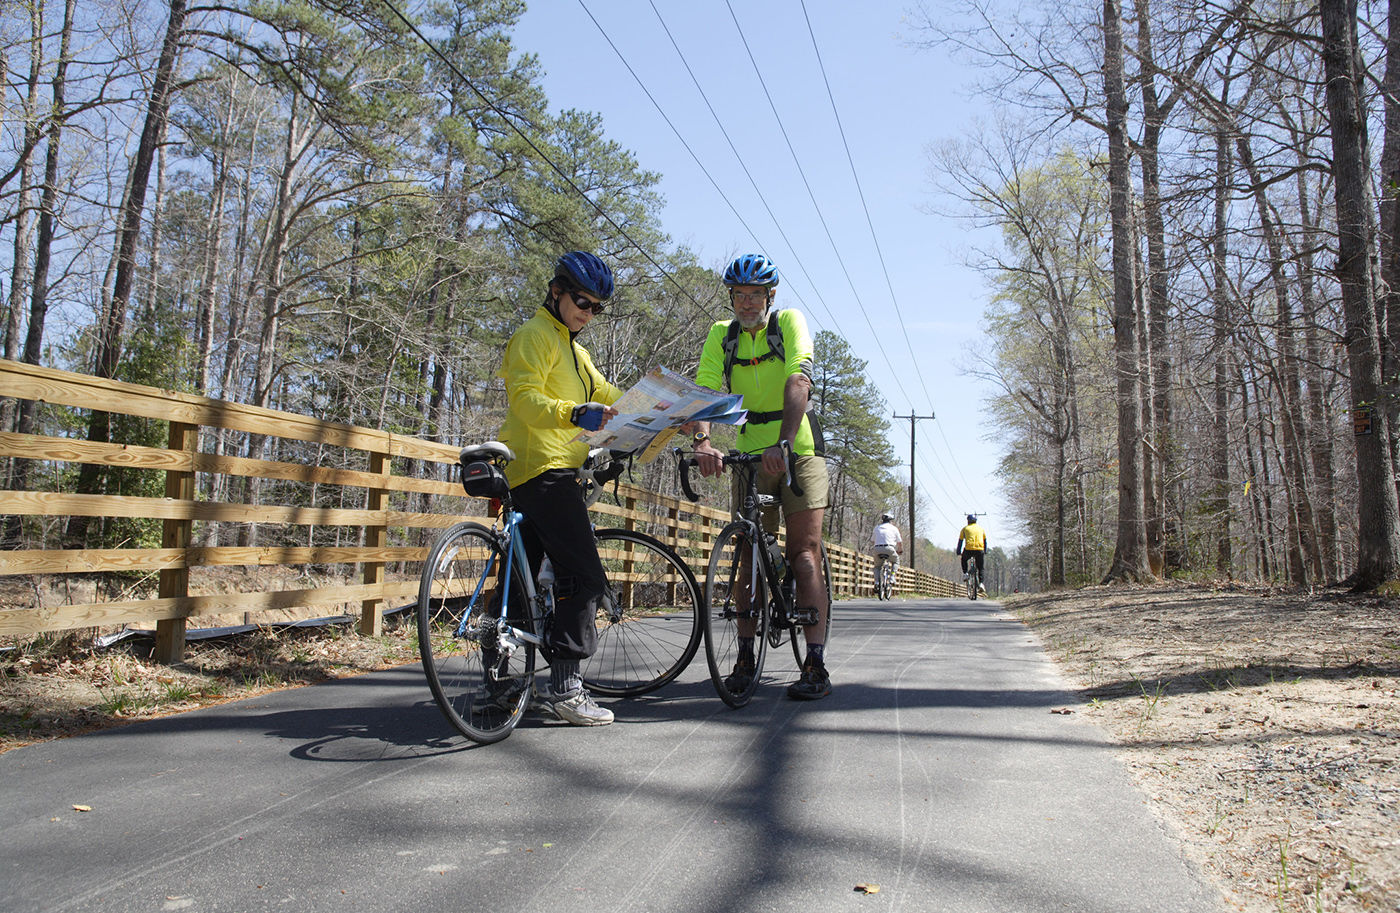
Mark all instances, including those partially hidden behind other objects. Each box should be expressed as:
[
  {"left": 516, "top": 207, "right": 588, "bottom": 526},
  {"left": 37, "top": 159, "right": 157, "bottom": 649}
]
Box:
[
  {"left": 583, "top": 528, "right": 702, "bottom": 697},
  {"left": 417, "top": 522, "right": 535, "bottom": 744},
  {"left": 704, "top": 523, "right": 768, "bottom": 708},
  {"left": 789, "top": 543, "right": 834, "bottom": 667},
  {"left": 967, "top": 564, "right": 980, "bottom": 600}
]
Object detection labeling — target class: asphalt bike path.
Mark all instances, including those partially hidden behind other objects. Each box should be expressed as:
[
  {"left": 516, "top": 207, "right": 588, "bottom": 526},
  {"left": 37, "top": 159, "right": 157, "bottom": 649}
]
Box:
[{"left": 1, "top": 598, "right": 1223, "bottom": 913}]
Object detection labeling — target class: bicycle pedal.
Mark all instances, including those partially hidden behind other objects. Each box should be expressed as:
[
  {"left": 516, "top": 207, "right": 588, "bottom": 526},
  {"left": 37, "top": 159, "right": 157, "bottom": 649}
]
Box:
[{"left": 789, "top": 607, "right": 818, "bottom": 627}]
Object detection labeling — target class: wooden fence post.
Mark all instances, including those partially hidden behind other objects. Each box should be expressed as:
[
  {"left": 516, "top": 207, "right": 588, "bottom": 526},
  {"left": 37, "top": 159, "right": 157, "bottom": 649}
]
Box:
[
  {"left": 358, "top": 450, "right": 389, "bottom": 636},
  {"left": 153, "top": 422, "right": 197, "bottom": 663}
]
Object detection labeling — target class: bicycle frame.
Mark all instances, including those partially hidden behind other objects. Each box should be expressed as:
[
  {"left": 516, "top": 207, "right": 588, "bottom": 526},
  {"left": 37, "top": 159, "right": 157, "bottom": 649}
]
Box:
[
  {"left": 681, "top": 447, "right": 810, "bottom": 629},
  {"left": 462, "top": 509, "right": 547, "bottom": 656}
]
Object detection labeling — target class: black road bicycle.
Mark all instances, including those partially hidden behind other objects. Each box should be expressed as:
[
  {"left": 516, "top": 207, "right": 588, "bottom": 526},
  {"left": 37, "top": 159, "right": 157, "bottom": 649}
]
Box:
[
  {"left": 679, "top": 445, "right": 831, "bottom": 709},
  {"left": 965, "top": 555, "right": 981, "bottom": 601}
]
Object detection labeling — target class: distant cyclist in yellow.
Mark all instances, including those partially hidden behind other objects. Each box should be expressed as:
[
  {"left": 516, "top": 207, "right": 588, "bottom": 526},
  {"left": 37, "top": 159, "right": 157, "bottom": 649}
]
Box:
[
  {"left": 956, "top": 514, "right": 987, "bottom": 585},
  {"left": 687, "top": 253, "right": 832, "bottom": 700}
]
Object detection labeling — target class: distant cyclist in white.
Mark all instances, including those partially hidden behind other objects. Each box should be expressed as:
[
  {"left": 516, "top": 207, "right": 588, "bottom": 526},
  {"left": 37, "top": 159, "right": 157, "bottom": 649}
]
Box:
[{"left": 866, "top": 512, "right": 903, "bottom": 588}]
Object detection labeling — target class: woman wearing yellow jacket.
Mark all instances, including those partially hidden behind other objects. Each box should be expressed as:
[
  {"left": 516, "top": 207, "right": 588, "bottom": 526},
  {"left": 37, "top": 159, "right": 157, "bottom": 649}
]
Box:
[{"left": 496, "top": 251, "right": 623, "bottom": 726}]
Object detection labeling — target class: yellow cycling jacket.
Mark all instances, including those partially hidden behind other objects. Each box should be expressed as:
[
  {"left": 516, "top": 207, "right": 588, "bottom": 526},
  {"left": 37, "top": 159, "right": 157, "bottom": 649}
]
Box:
[
  {"left": 695, "top": 308, "right": 817, "bottom": 455},
  {"left": 958, "top": 523, "right": 987, "bottom": 551},
  {"left": 496, "top": 307, "right": 622, "bottom": 488}
]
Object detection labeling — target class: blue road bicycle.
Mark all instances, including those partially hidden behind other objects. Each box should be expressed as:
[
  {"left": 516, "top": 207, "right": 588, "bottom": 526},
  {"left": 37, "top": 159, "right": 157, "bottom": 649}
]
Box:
[{"left": 417, "top": 442, "right": 702, "bottom": 744}]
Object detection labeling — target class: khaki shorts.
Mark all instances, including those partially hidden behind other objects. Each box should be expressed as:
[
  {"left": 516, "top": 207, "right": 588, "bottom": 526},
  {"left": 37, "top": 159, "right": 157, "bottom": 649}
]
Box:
[{"left": 730, "top": 453, "right": 830, "bottom": 533}]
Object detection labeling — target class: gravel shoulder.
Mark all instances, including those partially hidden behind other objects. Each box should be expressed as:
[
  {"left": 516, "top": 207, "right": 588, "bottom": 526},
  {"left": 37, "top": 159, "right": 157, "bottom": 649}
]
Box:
[{"left": 1006, "top": 583, "right": 1400, "bottom": 913}]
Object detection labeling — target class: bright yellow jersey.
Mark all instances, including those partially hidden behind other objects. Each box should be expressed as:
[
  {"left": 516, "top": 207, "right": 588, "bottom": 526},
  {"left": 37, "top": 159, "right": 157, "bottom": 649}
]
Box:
[
  {"left": 496, "top": 307, "right": 622, "bottom": 488},
  {"left": 958, "top": 523, "right": 986, "bottom": 551},
  {"left": 695, "top": 308, "right": 817, "bottom": 455}
]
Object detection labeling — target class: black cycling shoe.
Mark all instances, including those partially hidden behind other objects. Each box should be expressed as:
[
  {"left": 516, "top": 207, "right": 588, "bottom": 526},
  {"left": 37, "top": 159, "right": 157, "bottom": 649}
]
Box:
[
  {"left": 786, "top": 659, "right": 831, "bottom": 701},
  {"left": 724, "top": 657, "right": 756, "bottom": 693}
]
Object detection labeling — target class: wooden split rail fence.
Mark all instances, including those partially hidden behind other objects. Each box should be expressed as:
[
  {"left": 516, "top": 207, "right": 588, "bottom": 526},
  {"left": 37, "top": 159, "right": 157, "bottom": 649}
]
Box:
[{"left": 0, "top": 360, "right": 954, "bottom": 662}]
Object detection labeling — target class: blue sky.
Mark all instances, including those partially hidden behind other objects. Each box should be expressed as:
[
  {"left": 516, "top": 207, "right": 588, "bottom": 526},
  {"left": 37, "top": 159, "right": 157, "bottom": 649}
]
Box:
[{"left": 509, "top": 1, "right": 1014, "bottom": 549}]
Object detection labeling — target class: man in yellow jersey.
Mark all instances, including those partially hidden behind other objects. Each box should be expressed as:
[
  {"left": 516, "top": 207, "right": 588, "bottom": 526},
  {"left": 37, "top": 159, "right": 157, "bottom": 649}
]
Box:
[
  {"left": 688, "top": 253, "right": 832, "bottom": 700},
  {"left": 497, "top": 251, "right": 622, "bottom": 726},
  {"left": 956, "top": 514, "right": 988, "bottom": 586}
]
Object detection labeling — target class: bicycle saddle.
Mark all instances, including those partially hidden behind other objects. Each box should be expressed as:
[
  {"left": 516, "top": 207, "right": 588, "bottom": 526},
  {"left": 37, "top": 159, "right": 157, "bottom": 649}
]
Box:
[{"left": 459, "top": 441, "right": 515, "bottom": 465}]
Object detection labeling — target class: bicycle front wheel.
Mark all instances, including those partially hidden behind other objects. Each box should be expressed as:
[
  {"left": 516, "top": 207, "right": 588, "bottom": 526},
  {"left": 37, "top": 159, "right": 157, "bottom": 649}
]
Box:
[
  {"left": 417, "top": 522, "right": 535, "bottom": 745},
  {"left": 583, "top": 528, "right": 703, "bottom": 697},
  {"left": 705, "top": 522, "right": 768, "bottom": 708},
  {"left": 789, "top": 543, "right": 834, "bottom": 667}
]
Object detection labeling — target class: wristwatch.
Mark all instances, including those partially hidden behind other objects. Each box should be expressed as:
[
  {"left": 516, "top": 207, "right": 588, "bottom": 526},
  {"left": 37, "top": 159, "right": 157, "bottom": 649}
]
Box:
[{"left": 691, "top": 430, "right": 709, "bottom": 445}]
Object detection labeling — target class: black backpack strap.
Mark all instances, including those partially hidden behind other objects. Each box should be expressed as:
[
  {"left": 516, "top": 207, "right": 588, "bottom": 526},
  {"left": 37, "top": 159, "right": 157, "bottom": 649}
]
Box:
[{"left": 720, "top": 319, "right": 743, "bottom": 393}]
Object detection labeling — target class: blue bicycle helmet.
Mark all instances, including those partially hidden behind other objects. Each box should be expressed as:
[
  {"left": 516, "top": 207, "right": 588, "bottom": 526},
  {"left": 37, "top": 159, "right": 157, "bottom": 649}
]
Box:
[
  {"left": 555, "top": 251, "right": 615, "bottom": 301},
  {"left": 967, "top": 514, "right": 977, "bottom": 524},
  {"left": 723, "top": 253, "right": 780, "bottom": 288}
]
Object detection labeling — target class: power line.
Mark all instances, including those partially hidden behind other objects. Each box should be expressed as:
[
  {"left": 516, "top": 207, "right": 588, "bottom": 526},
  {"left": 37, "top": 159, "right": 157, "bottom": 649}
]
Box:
[
  {"left": 639, "top": 0, "right": 842, "bottom": 331},
  {"left": 797, "top": 3, "right": 982, "bottom": 503},
  {"left": 932, "top": 412, "right": 977, "bottom": 497},
  {"left": 379, "top": 0, "right": 708, "bottom": 318},
  {"left": 896, "top": 418, "right": 964, "bottom": 527},
  {"left": 798, "top": 0, "right": 935, "bottom": 410},
  {"left": 721, "top": 0, "right": 903, "bottom": 374},
  {"left": 573, "top": 0, "right": 833, "bottom": 331}
]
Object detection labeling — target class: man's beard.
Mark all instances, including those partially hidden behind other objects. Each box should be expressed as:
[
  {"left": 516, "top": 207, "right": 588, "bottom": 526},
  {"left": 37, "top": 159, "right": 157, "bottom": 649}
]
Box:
[{"left": 739, "top": 310, "right": 768, "bottom": 330}]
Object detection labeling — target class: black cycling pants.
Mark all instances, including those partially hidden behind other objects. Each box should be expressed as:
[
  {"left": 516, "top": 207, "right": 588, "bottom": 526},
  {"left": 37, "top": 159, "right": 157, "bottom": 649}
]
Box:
[
  {"left": 510, "top": 469, "right": 602, "bottom": 662},
  {"left": 960, "top": 549, "right": 985, "bottom": 577}
]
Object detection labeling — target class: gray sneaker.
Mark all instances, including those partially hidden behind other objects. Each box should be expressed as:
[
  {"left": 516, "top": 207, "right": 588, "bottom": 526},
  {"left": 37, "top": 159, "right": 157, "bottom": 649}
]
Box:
[{"left": 541, "top": 688, "right": 614, "bottom": 726}]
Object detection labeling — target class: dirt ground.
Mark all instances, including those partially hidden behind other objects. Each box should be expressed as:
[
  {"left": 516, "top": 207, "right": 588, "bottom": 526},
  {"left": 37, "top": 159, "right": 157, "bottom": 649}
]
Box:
[
  {"left": 1006, "top": 583, "right": 1400, "bottom": 913},
  {"left": 2, "top": 583, "right": 1397, "bottom": 912},
  {"left": 0, "top": 614, "right": 422, "bottom": 751}
]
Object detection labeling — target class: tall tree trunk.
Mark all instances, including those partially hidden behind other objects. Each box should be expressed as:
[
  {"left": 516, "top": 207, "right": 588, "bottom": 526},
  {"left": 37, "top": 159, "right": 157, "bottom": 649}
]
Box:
[
  {"left": 66, "top": 0, "right": 187, "bottom": 549},
  {"left": 1236, "top": 134, "right": 1318, "bottom": 585},
  {"left": 1102, "top": 0, "right": 1153, "bottom": 582},
  {"left": 1133, "top": 0, "right": 1170, "bottom": 576},
  {"left": 1296, "top": 162, "right": 1340, "bottom": 579},
  {"left": 1239, "top": 368, "right": 1274, "bottom": 580},
  {"left": 4, "top": 0, "right": 43, "bottom": 365},
  {"left": 1211, "top": 124, "right": 1233, "bottom": 576},
  {"left": 1320, "top": 0, "right": 1400, "bottom": 588},
  {"left": 141, "top": 129, "right": 169, "bottom": 325},
  {"left": 2, "top": 0, "right": 44, "bottom": 441},
  {"left": 241, "top": 100, "right": 313, "bottom": 548},
  {"left": 1379, "top": 0, "right": 1400, "bottom": 503},
  {"left": 5, "top": 0, "right": 74, "bottom": 548},
  {"left": 195, "top": 136, "right": 229, "bottom": 394}
]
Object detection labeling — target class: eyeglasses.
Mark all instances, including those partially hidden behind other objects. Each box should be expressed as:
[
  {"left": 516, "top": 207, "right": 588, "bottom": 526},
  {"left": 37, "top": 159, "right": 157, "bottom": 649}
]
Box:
[
  {"left": 569, "top": 290, "right": 606, "bottom": 315},
  {"left": 730, "top": 289, "right": 770, "bottom": 304}
]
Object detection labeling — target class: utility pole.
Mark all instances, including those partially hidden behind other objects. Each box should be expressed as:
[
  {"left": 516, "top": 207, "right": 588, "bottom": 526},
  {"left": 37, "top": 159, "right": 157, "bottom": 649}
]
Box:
[{"left": 893, "top": 412, "right": 936, "bottom": 571}]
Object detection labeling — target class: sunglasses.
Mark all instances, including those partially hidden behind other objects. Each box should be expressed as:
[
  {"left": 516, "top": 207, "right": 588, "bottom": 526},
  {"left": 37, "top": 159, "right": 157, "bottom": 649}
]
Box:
[
  {"left": 568, "top": 289, "right": 606, "bottom": 315},
  {"left": 730, "top": 289, "right": 770, "bottom": 304}
]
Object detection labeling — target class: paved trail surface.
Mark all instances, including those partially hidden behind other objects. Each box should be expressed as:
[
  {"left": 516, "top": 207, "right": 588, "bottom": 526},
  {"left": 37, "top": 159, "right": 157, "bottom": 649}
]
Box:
[{"left": 1, "top": 599, "right": 1221, "bottom": 913}]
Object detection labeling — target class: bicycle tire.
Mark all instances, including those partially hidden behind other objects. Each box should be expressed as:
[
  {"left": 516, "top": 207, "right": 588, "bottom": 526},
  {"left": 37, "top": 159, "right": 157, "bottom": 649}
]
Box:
[
  {"left": 582, "top": 528, "right": 703, "bottom": 697},
  {"left": 967, "top": 564, "right": 980, "bottom": 601},
  {"left": 789, "top": 543, "right": 834, "bottom": 667},
  {"left": 417, "top": 522, "right": 535, "bottom": 744},
  {"left": 704, "top": 522, "right": 769, "bottom": 708}
]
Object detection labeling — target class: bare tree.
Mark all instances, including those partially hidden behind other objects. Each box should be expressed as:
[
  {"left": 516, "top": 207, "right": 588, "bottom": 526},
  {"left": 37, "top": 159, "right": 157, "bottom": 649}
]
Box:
[
  {"left": 4, "top": 0, "right": 74, "bottom": 548},
  {"left": 1102, "top": 0, "right": 1154, "bottom": 582},
  {"left": 1319, "top": 0, "right": 1400, "bottom": 587}
]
